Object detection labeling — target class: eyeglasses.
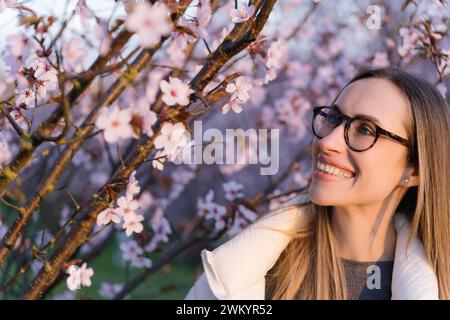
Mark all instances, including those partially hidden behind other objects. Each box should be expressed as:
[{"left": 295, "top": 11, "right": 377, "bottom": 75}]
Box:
[{"left": 312, "top": 105, "right": 409, "bottom": 152}]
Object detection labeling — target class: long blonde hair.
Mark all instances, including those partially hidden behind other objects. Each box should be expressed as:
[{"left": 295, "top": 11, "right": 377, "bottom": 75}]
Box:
[{"left": 266, "top": 68, "right": 450, "bottom": 300}]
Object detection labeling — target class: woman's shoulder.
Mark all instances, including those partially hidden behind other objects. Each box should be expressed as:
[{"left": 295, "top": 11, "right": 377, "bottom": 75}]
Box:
[{"left": 185, "top": 193, "right": 310, "bottom": 300}]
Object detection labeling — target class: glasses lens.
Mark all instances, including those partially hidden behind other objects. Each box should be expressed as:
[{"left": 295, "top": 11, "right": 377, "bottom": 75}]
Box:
[
  {"left": 347, "top": 118, "right": 377, "bottom": 151},
  {"left": 313, "top": 108, "right": 341, "bottom": 138}
]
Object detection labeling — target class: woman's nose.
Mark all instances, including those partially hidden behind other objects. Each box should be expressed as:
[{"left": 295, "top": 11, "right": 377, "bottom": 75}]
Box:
[{"left": 317, "top": 122, "right": 347, "bottom": 152}]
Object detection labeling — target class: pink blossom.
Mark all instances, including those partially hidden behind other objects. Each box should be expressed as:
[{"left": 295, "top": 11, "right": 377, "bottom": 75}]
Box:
[
  {"left": 126, "top": 170, "right": 141, "bottom": 200},
  {"left": 152, "top": 150, "right": 167, "bottom": 171},
  {"left": 115, "top": 196, "right": 140, "bottom": 217},
  {"left": 160, "top": 77, "right": 194, "bottom": 106},
  {"left": 222, "top": 97, "right": 243, "bottom": 114},
  {"left": 96, "top": 207, "right": 121, "bottom": 226},
  {"left": 5, "top": 33, "right": 28, "bottom": 58},
  {"left": 227, "top": 205, "right": 257, "bottom": 237},
  {"left": 267, "top": 40, "right": 285, "bottom": 69},
  {"left": 62, "top": 37, "right": 87, "bottom": 73},
  {"left": 146, "top": 70, "right": 166, "bottom": 104},
  {"left": 398, "top": 27, "right": 420, "bottom": 59},
  {"left": 197, "top": 190, "right": 227, "bottom": 233},
  {"left": 132, "top": 96, "right": 158, "bottom": 137},
  {"left": 120, "top": 240, "right": 143, "bottom": 261},
  {"left": 0, "top": 79, "right": 6, "bottom": 96},
  {"left": 230, "top": 3, "right": 255, "bottom": 24},
  {"left": 95, "top": 106, "right": 135, "bottom": 143},
  {"left": 371, "top": 52, "right": 389, "bottom": 68},
  {"left": 0, "top": 0, "right": 15, "bottom": 13},
  {"left": 0, "top": 140, "right": 12, "bottom": 168},
  {"left": 150, "top": 214, "right": 172, "bottom": 243},
  {"left": 99, "top": 282, "right": 123, "bottom": 299},
  {"left": 30, "top": 59, "right": 58, "bottom": 90},
  {"left": 226, "top": 76, "right": 253, "bottom": 102},
  {"left": 66, "top": 263, "right": 94, "bottom": 291},
  {"left": 172, "top": 17, "right": 196, "bottom": 50},
  {"left": 167, "top": 139, "right": 194, "bottom": 164},
  {"left": 190, "top": 0, "right": 212, "bottom": 38},
  {"left": 223, "top": 181, "right": 244, "bottom": 201},
  {"left": 131, "top": 256, "right": 152, "bottom": 268},
  {"left": 75, "top": 0, "right": 95, "bottom": 29},
  {"left": 137, "top": 191, "right": 154, "bottom": 212},
  {"left": 16, "top": 89, "right": 35, "bottom": 106},
  {"left": 154, "top": 122, "right": 189, "bottom": 155},
  {"left": 125, "top": 2, "right": 172, "bottom": 49},
  {"left": 123, "top": 213, "right": 144, "bottom": 236},
  {"left": 205, "top": 203, "right": 227, "bottom": 232},
  {"left": 78, "top": 263, "right": 94, "bottom": 287},
  {"left": 95, "top": 20, "right": 112, "bottom": 56}
]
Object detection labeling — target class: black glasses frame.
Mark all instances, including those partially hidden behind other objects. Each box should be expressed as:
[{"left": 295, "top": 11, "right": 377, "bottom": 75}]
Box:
[{"left": 312, "top": 105, "right": 410, "bottom": 152}]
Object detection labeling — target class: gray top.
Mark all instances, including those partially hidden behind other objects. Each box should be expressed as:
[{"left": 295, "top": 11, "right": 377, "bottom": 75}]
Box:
[
  {"left": 265, "top": 258, "right": 394, "bottom": 300},
  {"left": 342, "top": 258, "right": 394, "bottom": 300}
]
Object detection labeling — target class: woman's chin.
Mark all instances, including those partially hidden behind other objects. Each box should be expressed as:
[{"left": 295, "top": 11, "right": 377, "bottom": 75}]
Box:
[{"left": 308, "top": 187, "right": 336, "bottom": 206}]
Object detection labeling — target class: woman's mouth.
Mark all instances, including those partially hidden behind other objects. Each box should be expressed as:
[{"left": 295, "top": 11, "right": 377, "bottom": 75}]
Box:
[{"left": 313, "top": 160, "right": 356, "bottom": 181}]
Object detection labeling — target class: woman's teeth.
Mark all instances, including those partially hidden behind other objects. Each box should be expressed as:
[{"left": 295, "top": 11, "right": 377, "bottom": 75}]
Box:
[{"left": 316, "top": 161, "right": 354, "bottom": 178}]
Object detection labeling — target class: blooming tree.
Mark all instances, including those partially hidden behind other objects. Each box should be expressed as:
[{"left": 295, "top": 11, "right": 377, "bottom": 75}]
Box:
[{"left": 0, "top": 0, "right": 448, "bottom": 300}]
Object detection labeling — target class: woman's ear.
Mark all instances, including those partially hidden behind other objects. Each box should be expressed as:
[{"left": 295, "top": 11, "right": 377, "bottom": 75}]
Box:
[{"left": 402, "top": 166, "right": 419, "bottom": 187}]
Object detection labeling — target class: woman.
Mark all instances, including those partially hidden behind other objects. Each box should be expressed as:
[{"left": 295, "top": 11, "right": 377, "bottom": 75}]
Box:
[{"left": 185, "top": 67, "right": 450, "bottom": 300}]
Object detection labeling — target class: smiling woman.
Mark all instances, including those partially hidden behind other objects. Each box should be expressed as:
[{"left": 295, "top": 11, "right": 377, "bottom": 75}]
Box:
[{"left": 185, "top": 67, "right": 450, "bottom": 300}]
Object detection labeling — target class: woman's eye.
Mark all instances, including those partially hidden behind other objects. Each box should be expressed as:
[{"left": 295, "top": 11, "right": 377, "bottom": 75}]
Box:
[
  {"left": 327, "top": 114, "right": 340, "bottom": 124},
  {"left": 358, "top": 126, "right": 375, "bottom": 136}
]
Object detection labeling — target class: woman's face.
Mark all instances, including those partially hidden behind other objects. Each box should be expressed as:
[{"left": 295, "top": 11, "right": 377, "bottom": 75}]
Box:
[{"left": 308, "top": 77, "right": 416, "bottom": 206}]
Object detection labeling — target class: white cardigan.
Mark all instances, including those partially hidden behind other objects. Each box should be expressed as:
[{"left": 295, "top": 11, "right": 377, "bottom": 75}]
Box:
[{"left": 185, "top": 195, "right": 439, "bottom": 300}]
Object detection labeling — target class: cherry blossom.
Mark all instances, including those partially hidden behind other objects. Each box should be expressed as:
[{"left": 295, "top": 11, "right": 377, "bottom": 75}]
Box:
[
  {"left": 96, "top": 207, "right": 121, "bottom": 226},
  {"left": 99, "top": 282, "right": 124, "bottom": 299},
  {"left": 120, "top": 240, "right": 143, "bottom": 261},
  {"left": 197, "top": 190, "right": 228, "bottom": 233},
  {"left": 152, "top": 150, "right": 167, "bottom": 171},
  {"left": 52, "top": 291, "right": 76, "bottom": 300},
  {"left": 226, "top": 76, "right": 253, "bottom": 102},
  {"left": 159, "top": 77, "right": 194, "bottom": 106},
  {"left": 172, "top": 17, "right": 196, "bottom": 50},
  {"left": 154, "top": 122, "right": 190, "bottom": 155},
  {"left": 115, "top": 196, "right": 140, "bottom": 217},
  {"left": 95, "top": 20, "right": 112, "bottom": 56},
  {"left": 0, "top": 0, "right": 15, "bottom": 13},
  {"left": 150, "top": 211, "right": 172, "bottom": 244},
  {"left": 0, "top": 140, "right": 12, "bottom": 168},
  {"left": 123, "top": 213, "right": 144, "bottom": 236},
  {"left": 227, "top": 205, "right": 258, "bottom": 237},
  {"left": 4, "top": 33, "right": 28, "bottom": 59},
  {"left": 95, "top": 106, "right": 135, "bottom": 143},
  {"left": 223, "top": 181, "right": 245, "bottom": 201},
  {"left": 126, "top": 170, "right": 141, "bottom": 201},
  {"left": 125, "top": 2, "right": 172, "bottom": 49},
  {"left": 222, "top": 97, "right": 243, "bottom": 114},
  {"left": 131, "top": 97, "right": 158, "bottom": 138},
  {"left": 66, "top": 263, "right": 94, "bottom": 291},
  {"left": 75, "top": 0, "right": 95, "bottom": 29},
  {"left": 62, "top": 37, "right": 87, "bottom": 73},
  {"left": 190, "top": 0, "right": 212, "bottom": 39},
  {"left": 371, "top": 52, "right": 390, "bottom": 68},
  {"left": 398, "top": 27, "right": 420, "bottom": 59},
  {"left": 167, "top": 139, "right": 195, "bottom": 164},
  {"left": 137, "top": 191, "right": 154, "bottom": 212},
  {"left": 131, "top": 256, "right": 152, "bottom": 269},
  {"left": 230, "top": 3, "right": 255, "bottom": 24}
]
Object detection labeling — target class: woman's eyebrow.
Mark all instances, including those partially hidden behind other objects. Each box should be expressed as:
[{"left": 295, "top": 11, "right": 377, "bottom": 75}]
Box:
[{"left": 332, "top": 104, "right": 382, "bottom": 125}]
